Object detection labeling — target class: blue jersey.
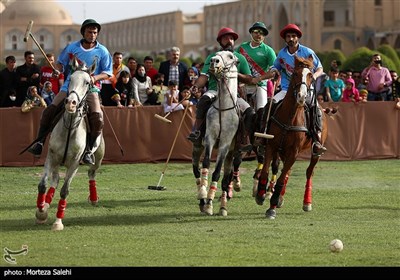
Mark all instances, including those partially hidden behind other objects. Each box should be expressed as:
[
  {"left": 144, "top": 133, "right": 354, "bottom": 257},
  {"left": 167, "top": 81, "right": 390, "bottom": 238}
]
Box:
[
  {"left": 272, "top": 44, "right": 322, "bottom": 91},
  {"left": 58, "top": 40, "right": 113, "bottom": 92}
]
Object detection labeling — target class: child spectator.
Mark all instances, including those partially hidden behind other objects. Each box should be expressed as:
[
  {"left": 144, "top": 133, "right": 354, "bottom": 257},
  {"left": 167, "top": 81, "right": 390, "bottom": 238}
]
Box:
[
  {"left": 359, "top": 89, "right": 368, "bottom": 103},
  {"left": 342, "top": 78, "right": 361, "bottom": 103},
  {"left": 163, "top": 80, "right": 184, "bottom": 113},
  {"left": 152, "top": 73, "right": 168, "bottom": 105},
  {"left": 114, "top": 70, "right": 133, "bottom": 108},
  {"left": 41, "top": 81, "right": 55, "bottom": 106},
  {"left": 21, "top": 86, "right": 47, "bottom": 113},
  {"left": 325, "top": 67, "right": 345, "bottom": 102}
]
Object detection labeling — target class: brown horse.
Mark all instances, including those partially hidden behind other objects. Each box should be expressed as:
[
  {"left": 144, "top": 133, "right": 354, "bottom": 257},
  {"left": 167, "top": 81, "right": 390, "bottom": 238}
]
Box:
[{"left": 254, "top": 55, "right": 328, "bottom": 219}]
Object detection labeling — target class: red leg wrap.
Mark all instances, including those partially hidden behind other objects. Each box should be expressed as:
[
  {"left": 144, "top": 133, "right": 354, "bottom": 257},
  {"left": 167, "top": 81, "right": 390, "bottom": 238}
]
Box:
[
  {"left": 45, "top": 187, "right": 56, "bottom": 204},
  {"left": 37, "top": 193, "right": 46, "bottom": 210},
  {"left": 304, "top": 179, "right": 312, "bottom": 204},
  {"left": 89, "top": 180, "right": 98, "bottom": 202},
  {"left": 56, "top": 199, "right": 67, "bottom": 219}
]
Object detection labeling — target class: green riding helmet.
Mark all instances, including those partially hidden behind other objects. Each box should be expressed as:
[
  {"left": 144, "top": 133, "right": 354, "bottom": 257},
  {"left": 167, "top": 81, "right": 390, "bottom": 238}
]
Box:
[
  {"left": 80, "top": 19, "right": 101, "bottom": 36},
  {"left": 249, "top": 22, "right": 269, "bottom": 36}
]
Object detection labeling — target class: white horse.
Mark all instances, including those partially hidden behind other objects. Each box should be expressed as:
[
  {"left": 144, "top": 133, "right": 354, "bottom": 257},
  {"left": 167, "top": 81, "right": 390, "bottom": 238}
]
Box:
[
  {"left": 35, "top": 55, "right": 105, "bottom": 231},
  {"left": 197, "top": 50, "right": 240, "bottom": 216}
]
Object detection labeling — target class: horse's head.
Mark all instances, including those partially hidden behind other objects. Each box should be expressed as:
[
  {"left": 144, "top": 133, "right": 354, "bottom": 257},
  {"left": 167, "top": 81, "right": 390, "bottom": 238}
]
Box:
[
  {"left": 65, "top": 55, "right": 97, "bottom": 113},
  {"left": 290, "top": 55, "right": 314, "bottom": 107},
  {"left": 209, "top": 50, "right": 238, "bottom": 80}
]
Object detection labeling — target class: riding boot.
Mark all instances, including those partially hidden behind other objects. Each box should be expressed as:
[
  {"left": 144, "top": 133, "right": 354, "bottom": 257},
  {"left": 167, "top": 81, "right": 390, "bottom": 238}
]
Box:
[
  {"left": 310, "top": 106, "right": 327, "bottom": 157},
  {"left": 238, "top": 107, "right": 255, "bottom": 152},
  {"left": 187, "top": 95, "right": 213, "bottom": 143},
  {"left": 28, "top": 104, "right": 60, "bottom": 158},
  {"left": 82, "top": 112, "right": 104, "bottom": 165}
]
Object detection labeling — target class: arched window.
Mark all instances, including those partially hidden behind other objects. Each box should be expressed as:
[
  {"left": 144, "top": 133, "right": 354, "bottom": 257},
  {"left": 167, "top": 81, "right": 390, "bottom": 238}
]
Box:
[{"left": 334, "top": 39, "right": 342, "bottom": 50}]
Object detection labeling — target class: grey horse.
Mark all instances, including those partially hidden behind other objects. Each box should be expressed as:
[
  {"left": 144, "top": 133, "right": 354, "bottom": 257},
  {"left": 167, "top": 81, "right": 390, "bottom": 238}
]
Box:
[{"left": 35, "top": 55, "right": 105, "bottom": 230}]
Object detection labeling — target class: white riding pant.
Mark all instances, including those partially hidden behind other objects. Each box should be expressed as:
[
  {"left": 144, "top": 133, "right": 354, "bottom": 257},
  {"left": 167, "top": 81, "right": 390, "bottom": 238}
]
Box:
[
  {"left": 245, "top": 84, "right": 268, "bottom": 111},
  {"left": 204, "top": 89, "right": 250, "bottom": 113}
]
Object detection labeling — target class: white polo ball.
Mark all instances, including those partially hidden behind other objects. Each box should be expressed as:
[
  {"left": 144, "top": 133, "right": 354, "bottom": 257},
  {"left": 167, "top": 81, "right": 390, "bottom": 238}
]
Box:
[{"left": 329, "top": 239, "right": 344, "bottom": 252}]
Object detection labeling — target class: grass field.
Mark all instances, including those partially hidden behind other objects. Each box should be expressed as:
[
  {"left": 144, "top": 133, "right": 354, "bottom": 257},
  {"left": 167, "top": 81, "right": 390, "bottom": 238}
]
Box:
[{"left": 0, "top": 159, "right": 399, "bottom": 271}]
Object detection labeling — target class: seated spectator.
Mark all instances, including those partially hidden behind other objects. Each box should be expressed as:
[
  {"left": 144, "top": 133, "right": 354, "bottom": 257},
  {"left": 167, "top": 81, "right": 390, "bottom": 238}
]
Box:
[
  {"left": 180, "top": 86, "right": 194, "bottom": 108},
  {"left": 114, "top": 70, "right": 133, "bottom": 108},
  {"left": 132, "top": 63, "right": 157, "bottom": 106},
  {"left": 21, "top": 86, "right": 46, "bottom": 113},
  {"left": 2, "top": 89, "right": 18, "bottom": 108},
  {"left": 41, "top": 81, "right": 55, "bottom": 106},
  {"left": 317, "top": 93, "right": 325, "bottom": 105},
  {"left": 152, "top": 73, "right": 168, "bottom": 105},
  {"left": 342, "top": 78, "right": 361, "bottom": 103},
  {"left": 163, "top": 80, "right": 184, "bottom": 113},
  {"left": 359, "top": 89, "right": 368, "bottom": 103},
  {"left": 183, "top": 66, "right": 199, "bottom": 90}
]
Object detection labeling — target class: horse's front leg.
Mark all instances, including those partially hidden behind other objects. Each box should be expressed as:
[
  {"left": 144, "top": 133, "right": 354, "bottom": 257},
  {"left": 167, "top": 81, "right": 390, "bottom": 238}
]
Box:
[
  {"left": 192, "top": 142, "right": 206, "bottom": 212},
  {"left": 303, "top": 156, "right": 320, "bottom": 212},
  {"left": 266, "top": 157, "right": 295, "bottom": 219},
  {"left": 255, "top": 147, "right": 273, "bottom": 205},
  {"left": 36, "top": 170, "right": 49, "bottom": 224},
  {"left": 231, "top": 150, "right": 242, "bottom": 192},
  {"left": 52, "top": 165, "right": 78, "bottom": 231},
  {"left": 252, "top": 146, "right": 264, "bottom": 197}
]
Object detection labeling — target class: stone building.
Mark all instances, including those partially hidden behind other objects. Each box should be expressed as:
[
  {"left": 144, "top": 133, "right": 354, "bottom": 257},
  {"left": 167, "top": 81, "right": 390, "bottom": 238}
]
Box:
[{"left": 1, "top": 0, "right": 399, "bottom": 64}]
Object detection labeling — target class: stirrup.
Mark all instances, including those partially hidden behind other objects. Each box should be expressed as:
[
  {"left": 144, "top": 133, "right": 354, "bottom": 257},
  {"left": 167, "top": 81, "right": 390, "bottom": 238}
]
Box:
[
  {"left": 28, "top": 142, "right": 43, "bottom": 157},
  {"left": 82, "top": 152, "right": 95, "bottom": 165},
  {"left": 312, "top": 142, "right": 327, "bottom": 157}
]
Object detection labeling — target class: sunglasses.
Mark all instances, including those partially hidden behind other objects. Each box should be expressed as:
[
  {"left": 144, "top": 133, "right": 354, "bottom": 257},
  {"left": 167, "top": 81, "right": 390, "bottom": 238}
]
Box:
[{"left": 252, "top": 29, "right": 265, "bottom": 35}]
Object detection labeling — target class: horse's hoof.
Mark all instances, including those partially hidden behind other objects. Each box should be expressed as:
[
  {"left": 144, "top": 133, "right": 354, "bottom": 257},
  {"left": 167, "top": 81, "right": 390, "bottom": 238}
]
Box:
[
  {"left": 219, "top": 207, "right": 228, "bottom": 216},
  {"left": 35, "top": 208, "right": 48, "bottom": 223},
  {"left": 51, "top": 222, "right": 64, "bottom": 231},
  {"left": 199, "top": 199, "right": 206, "bottom": 213},
  {"left": 88, "top": 196, "right": 99, "bottom": 206},
  {"left": 204, "top": 203, "right": 213, "bottom": 216},
  {"left": 303, "top": 203, "right": 312, "bottom": 212},
  {"left": 277, "top": 196, "right": 284, "bottom": 208},
  {"left": 197, "top": 185, "right": 207, "bottom": 200},
  {"left": 233, "top": 178, "right": 241, "bottom": 192},
  {"left": 265, "top": 208, "right": 276, "bottom": 219},
  {"left": 255, "top": 193, "right": 266, "bottom": 206}
]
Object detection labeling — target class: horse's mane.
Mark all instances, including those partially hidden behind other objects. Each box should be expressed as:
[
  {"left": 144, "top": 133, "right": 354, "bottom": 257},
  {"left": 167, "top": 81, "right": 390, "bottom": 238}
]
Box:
[{"left": 294, "top": 55, "right": 313, "bottom": 70}]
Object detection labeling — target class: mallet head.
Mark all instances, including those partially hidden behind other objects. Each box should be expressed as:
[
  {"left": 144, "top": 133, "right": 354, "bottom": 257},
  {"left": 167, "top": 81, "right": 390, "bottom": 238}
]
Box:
[{"left": 24, "top": 20, "right": 34, "bottom": 42}]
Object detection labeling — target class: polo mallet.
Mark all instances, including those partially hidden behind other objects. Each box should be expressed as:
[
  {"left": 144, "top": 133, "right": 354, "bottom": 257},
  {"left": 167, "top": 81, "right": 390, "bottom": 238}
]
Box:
[
  {"left": 254, "top": 79, "right": 277, "bottom": 140},
  {"left": 102, "top": 107, "right": 124, "bottom": 156},
  {"left": 154, "top": 98, "right": 187, "bottom": 124},
  {"left": 24, "top": 20, "right": 57, "bottom": 72},
  {"left": 148, "top": 104, "right": 190, "bottom": 191}
]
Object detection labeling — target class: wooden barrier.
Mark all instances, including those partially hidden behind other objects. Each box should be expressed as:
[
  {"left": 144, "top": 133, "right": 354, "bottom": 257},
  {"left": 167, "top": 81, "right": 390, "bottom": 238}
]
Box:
[{"left": 1, "top": 102, "right": 399, "bottom": 166}]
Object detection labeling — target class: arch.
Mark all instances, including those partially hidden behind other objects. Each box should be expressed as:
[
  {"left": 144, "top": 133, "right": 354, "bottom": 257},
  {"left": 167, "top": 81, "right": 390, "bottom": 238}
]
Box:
[
  {"left": 278, "top": 3, "right": 289, "bottom": 36},
  {"left": 366, "top": 37, "right": 375, "bottom": 50},
  {"left": 5, "top": 29, "right": 24, "bottom": 51},
  {"left": 334, "top": 39, "right": 342, "bottom": 50},
  {"left": 394, "top": 35, "right": 400, "bottom": 49}
]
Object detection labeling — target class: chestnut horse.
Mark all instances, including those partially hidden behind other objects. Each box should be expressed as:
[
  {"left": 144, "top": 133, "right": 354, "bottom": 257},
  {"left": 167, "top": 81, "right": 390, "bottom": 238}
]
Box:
[{"left": 254, "top": 55, "right": 328, "bottom": 219}]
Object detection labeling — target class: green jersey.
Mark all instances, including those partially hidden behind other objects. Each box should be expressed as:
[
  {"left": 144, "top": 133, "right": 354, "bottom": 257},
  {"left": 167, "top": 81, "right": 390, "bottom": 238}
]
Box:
[
  {"left": 201, "top": 50, "right": 251, "bottom": 91},
  {"left": 236, "top": 42, "right": 276, "bottom": 86}
]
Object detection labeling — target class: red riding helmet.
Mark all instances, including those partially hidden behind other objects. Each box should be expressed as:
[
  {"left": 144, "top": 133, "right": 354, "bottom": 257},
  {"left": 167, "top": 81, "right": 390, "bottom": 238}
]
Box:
[
  {"left": 280, "top": 23, "right": 302, "bottom": 39},
  {"left": 217, "top": 27, "right": 239, "bottom": 42}
]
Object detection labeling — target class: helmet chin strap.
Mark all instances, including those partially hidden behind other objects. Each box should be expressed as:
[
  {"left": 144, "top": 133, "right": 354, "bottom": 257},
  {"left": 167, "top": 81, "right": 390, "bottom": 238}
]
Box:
[{"left": 251, "top": 36, "right": 263, "bottom": 44}]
